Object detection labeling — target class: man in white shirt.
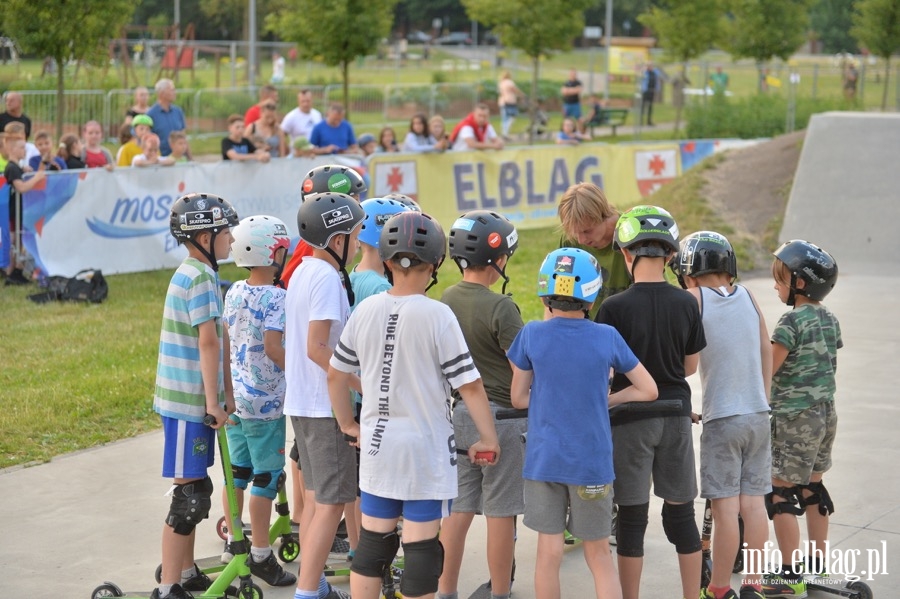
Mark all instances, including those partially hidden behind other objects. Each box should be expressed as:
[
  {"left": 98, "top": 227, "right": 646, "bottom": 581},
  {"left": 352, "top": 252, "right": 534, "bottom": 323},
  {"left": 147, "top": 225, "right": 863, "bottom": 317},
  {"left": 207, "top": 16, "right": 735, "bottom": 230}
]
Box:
[
  {"left": 450, "top": 103, "right": 504, "bottom": 152},
  {"left": 281, "top": 90, "right": 323, "bottom": 156}
]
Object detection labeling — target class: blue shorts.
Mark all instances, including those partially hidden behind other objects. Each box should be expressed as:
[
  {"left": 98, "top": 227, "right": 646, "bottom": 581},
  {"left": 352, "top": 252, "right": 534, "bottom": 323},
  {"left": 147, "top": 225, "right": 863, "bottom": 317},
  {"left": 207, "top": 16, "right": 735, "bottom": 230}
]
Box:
[
  {"left": 161, "top": 416, "right": 215, "bottom": 479},
  {"left": 564, "top": 103, "right": 582, "bottom": 119},
  {"left": 225, "top": 414, "right": 287, "bottom": 499},
  {"left": 360, "top": 491, "right": 451, "bottom": 523}
]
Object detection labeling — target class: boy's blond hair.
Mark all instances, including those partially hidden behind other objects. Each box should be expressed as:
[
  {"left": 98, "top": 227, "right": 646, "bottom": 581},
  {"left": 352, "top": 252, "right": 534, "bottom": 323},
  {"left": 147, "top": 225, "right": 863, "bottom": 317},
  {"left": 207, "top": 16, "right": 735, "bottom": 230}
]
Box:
[
  {"left": 34, "top": 130, "right": 51, "bottom": 142},
  {"left": 3, "top": 122, "right": 26, "bottom": 139},
  {"left": 168, "top": 130, "right": 187, "bottom": 145},
  {"left": 557, "top": 182, "right": 617, "bottom": 240}
]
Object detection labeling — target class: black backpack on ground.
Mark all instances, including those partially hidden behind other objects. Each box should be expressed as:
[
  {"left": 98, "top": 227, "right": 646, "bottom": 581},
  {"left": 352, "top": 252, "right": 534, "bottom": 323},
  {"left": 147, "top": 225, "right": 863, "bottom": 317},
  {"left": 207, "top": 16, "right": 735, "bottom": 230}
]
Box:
[{"left": 28, "top": 269, "right": 109, "bottom": 304}]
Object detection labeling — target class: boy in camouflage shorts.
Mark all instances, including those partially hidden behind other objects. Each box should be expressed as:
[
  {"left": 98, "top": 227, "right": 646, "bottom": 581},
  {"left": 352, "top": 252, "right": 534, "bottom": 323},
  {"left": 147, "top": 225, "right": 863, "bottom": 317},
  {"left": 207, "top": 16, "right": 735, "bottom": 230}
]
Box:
[{"left": 763, "top": 240, "right": 841, "bottom": 598}]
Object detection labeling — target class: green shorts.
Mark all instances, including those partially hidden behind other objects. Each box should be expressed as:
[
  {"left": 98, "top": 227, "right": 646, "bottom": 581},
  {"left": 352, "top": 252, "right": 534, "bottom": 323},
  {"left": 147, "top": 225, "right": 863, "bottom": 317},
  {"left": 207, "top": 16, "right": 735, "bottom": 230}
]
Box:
[
  {"left": 771, "top": 402, "right": 836, "bottom": 485},
  {"left": 225, "top": 415, "right": 287, "bottom": 498}
]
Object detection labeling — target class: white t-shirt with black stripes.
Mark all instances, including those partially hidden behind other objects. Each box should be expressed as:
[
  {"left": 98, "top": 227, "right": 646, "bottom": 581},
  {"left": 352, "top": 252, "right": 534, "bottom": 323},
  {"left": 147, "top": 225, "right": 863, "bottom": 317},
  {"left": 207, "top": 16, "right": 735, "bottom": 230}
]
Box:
[{"left": 331, "top": 292, "right": 480, "bottom": 500}]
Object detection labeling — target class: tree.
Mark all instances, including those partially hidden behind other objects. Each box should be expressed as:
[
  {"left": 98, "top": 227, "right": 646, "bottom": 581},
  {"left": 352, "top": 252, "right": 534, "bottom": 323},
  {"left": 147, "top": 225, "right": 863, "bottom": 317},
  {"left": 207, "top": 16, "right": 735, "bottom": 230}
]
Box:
[
  {"left": 266, "top": 0, "right": 398, "bottom": 117},
  {"left": 639, "top": 0, "right": 724, "bottom": 132},
  {"left": 724, "top": 0, "right": 814, "bottom": 91},
  {"left": 810, "top": 0, "right": 859, "bottom": 54},
  {"left": 852, "top": 0, "right": 900, "bottom": 110},
  {"left": 463, "top": 0, "right": 594, "bottom": 144},
  {"left": 2, "top": 0, "right": 135, "bottom": 140}
]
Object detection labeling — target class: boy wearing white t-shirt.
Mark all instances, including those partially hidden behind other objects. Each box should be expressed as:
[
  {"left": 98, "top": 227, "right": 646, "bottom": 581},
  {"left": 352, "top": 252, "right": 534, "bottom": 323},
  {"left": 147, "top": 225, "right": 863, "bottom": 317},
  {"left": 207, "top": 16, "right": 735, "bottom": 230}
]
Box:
[{"left": 329, "top": 211, "right": 500, "bottom": 599}]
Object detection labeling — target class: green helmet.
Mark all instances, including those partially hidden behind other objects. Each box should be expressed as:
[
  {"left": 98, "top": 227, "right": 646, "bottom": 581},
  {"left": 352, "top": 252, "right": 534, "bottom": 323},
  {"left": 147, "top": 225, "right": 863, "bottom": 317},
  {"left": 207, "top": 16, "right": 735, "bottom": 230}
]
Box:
[{"left": 614, "top": 205, "right": 679, "bottom": 256}]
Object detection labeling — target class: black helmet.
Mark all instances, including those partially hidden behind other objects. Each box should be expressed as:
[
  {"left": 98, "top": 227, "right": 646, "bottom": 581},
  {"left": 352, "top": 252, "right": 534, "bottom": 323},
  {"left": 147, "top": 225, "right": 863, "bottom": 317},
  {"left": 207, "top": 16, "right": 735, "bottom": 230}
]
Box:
[
  {"left": 614, "top": 205, "right": 679, "bottom": 256},
  {"left": 671, "top": 231, "right": 737, "bottom": 288},
  {"left": 382, "top": 193, "right": 421, "bottom": 212},
  {"left": 449, "top": 210, "right": 518, "bottom": 268},
  {"left": 170, "top": 192, "right": 239, "bottom": 242},
  {"left": 297, "top": 192, "right": 365, "bottom": 249},
  {"left": 379, "top": 212, "right": 446, "bottom": 267},
  {"left": 169, "top": 192, "right": 239, "bottom": 272},
  {"left": 301, "top": 164, "right": 367, "bottom": 199},
  {"left": 773, "top": 240, "right": 838, "bottom": 303}
]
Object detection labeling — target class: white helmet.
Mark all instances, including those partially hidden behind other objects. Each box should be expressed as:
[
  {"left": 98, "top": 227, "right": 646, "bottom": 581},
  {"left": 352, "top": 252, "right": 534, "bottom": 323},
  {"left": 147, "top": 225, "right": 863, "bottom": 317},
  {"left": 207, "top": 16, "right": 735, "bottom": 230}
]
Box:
[{"left": 231, "top": 215, "right": 290, "bottom": 268}]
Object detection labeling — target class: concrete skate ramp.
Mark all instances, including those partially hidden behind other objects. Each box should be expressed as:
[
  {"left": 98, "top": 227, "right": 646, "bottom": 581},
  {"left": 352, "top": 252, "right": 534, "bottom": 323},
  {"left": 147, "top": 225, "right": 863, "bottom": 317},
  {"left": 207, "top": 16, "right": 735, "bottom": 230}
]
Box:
[{"left": 781, "top": 112, "right": 900, "bottom": 271}]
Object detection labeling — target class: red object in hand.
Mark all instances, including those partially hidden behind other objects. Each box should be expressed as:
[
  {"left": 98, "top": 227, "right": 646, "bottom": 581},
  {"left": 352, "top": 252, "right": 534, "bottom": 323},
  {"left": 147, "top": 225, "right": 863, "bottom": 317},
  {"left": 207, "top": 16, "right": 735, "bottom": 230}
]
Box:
[{"left": 474, "top": 451, "right": 496, "bottom": 463}]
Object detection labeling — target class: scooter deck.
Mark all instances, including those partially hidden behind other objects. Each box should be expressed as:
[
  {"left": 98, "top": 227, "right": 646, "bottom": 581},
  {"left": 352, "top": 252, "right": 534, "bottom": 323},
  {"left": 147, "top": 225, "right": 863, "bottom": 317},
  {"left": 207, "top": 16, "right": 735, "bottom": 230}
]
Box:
[{"left": 323, "top": 558, "right": 353, "bottom": 577}]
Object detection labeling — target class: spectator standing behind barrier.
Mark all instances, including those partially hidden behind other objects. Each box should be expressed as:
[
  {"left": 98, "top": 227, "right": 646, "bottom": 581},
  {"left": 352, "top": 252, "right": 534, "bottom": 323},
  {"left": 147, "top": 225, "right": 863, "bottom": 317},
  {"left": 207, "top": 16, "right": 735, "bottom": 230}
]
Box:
[
  {"left": 3, "top": 121, "right": 38, "bottom": 164},
  {"left": 843, "top": 60, "right": 858, "bottom": 102},
  {"left": 498, "top": 70, "right": 525, "bottom": 140},
  {"left": 271, "top": 52, "right": 286, "bottom": 84},
  {"left": 28, "top": 131, "right": 66, "bottom": 171},
  {"left": 3, "top": 138, "right": 45, "bottom": 285},
  {"left": 450, "top": 103, "right": 504, "bottom": 151},
  {"left": 124, "top": 86, "right": 151, "bottom": 126},
  {"left": 561, "top": 69, "right": 583, "bottom": 121},
  {"left": 222, "top": 114, "right": 271, "bottom": 163},
  {"left": 133, "top": 133, "right": 175, "bottom": 167},
  {"left": 402, "top": 112, "right": 439, "bottom": 153},
  {"left": 639, "top": 61, "right": 663, "bottom": 127},
  {"left": 245, "top": 85, "right": 279, "bottom": 127},
  {"left": 281, "top": 90, "right": 323, "bottom": 156},
  {"left": 118, "top": 115, "right": 154, "bottom": 167},
  {"left": 58, "top": 134, "right": 85, "bottom": 169},
  {"left": 377, "top": 126, "right": 399, "bottom": 153},
  {"left": 428, "top": 115, "right": 449, "bottom": 151},
  {"left": 81, "top": 120, "right": 115, "bottom": 170},
  {"left": 0, "top": 92, "right": 32, "bottom": 140},
  {"left": 245, "top": 101, "right": 287, "bottom": 158},
  {"left": 147, "top": 78, "right": 188, "bottom": 157},
  {"left": 309, "top": 103, "right": 359, "bottom": 155},
  {"left": 357, "top": 133, "right": 377, "bottom": 157},
  {"left": 168, "top": 132, "right": 190, "bottom": 163},
  {"left": 556, "top": 117, "right": 590, "bottom": 145}
]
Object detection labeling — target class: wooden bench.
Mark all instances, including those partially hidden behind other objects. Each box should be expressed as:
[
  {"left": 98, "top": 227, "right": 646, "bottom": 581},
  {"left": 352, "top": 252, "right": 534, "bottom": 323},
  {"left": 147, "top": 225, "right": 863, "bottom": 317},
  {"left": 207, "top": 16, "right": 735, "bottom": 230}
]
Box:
[{"left": 585, "top": 108, "right": 629, "bottom": 137}]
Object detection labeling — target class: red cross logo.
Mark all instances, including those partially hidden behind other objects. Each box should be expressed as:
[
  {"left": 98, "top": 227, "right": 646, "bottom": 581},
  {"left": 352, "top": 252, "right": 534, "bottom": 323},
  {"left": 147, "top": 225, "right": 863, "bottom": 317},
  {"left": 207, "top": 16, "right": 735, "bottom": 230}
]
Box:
[
  {"left": 648, "top": 154, "right": 666, "bottom": 177},
  {"left": 387, "top": 167, "right": 404, "bottom": 192}
]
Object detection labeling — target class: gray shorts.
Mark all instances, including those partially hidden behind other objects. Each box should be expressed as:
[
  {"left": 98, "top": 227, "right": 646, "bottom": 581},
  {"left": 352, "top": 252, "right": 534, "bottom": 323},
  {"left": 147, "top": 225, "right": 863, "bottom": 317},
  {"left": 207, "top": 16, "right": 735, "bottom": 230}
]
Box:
[
  {"left": 290, "top": 416, "right": 357, "bottom": 505},
  {"left": 771, "top": 402, "right": 837, "bottom": 485},
  {"left": 523, "top": 479, "right": 613, "bottom": 541},
  {"left": 451, "top": 403, "right": 526, "bottom": 517},
  {"left": 612, "top": 416, "right": 698, "bottom": 505},
  {"left": 700, "top": 412, "right": 772, "bottom": 499}
]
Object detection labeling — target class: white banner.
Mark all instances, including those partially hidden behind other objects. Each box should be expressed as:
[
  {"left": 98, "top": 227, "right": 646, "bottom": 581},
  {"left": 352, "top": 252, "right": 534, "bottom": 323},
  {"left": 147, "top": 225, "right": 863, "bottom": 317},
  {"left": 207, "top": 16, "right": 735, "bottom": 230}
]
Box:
[{"left": 23, "top": 156, "right": 364, "bottom": 277}]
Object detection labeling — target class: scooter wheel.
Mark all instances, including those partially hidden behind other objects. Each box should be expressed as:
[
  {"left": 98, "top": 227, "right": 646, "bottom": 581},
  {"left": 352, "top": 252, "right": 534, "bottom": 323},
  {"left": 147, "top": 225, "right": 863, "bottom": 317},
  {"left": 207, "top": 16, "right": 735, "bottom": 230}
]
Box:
[
  {"left": 238, "top": 582, "right": 264, "bottom": 599},
  {"left": 847, "top": 581, "right": 873, "bottom": 599},
  {"left": 279, "top": 538, "right": 300, "bottom": 563},
  {"left": 154, "top": 563, "right": 163, "bottom": 583},
  {"left": 91, "top": 582, "right": 124, "bottom": 598},
  {"left": 217, "top": 515, "right": 229, "bottom": 540}
]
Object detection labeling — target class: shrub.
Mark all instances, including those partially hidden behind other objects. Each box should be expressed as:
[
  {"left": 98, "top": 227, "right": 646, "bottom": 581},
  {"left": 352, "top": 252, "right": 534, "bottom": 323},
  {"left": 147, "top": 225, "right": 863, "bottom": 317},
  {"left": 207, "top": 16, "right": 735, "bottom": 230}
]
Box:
[{"left": 686, "top": 93, "right": 849, "bottom": 138}]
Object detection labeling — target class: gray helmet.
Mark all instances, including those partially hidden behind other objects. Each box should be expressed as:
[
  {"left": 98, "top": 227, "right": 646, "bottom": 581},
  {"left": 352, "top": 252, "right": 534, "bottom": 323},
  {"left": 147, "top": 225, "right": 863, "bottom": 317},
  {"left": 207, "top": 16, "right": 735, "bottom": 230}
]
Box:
[
  {"left": 773, "top": 239, "right": 838, "bottom": 303},
  {"left": 297, "top": 192, "right": 364, "bottom": 249},
  {"left": 169, "top": 192, "right": 239, "bottom": 242},
  {"left": 382, "top": 193, "right": 421, "bottom": 212},
  {"left": 301, "top": 164, "right": 367, "bottom": 199},
  {"left": 379, "top": 211, "right": 446, "bottom": 267},
  {"left": 449, "top": 210, "right": 518, "bottom": 268}
]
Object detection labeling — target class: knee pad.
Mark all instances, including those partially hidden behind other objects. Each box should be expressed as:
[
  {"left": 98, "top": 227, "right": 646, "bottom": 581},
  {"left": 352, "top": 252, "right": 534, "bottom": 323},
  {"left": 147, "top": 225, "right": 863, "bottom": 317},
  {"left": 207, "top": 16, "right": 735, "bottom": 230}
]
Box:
[
  {"left": 800, "top": 481, "right": 835, "bottom": 516},
  {"left": 231, "top": 463, "right": 253, "bottom": 490},
  {"left": 765, "top": 486, "right": 805, "bottom": 519},
  {"left": 351, "top": 527, "right": 400, "bottom": 579},
  {"left": 615, "top": 502, "right": 649, "bottom": 558},
  {"left": 166, "top": 476, "right": 213, "bottom": 536},
  {"left": 252, "top": 469, "right": 286, "bottom": 500},
  {"left": 661, "top": 502, "right": 701, "bottom": 554},
  {"left": 400, "top": 536, "right": 444, "bottom": 597}
]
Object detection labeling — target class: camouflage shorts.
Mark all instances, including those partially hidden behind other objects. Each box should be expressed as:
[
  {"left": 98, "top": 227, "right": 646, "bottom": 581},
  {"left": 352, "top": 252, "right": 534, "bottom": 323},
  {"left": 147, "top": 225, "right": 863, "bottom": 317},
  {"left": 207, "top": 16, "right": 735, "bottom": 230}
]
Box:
[{"left": 771, "top": 402, "right": 837, "bottom": 485}]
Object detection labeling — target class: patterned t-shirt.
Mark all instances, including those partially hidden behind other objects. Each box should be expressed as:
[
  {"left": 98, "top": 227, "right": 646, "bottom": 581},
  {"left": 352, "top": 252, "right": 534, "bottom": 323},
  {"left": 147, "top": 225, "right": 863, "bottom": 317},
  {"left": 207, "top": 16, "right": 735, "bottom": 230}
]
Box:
[
  {"left": 223, "top": 280, "right": 286, "bottom": 420},
  {"left": 771, "top": 303, "right": 843, "bottom": 417},
  {"left": 154, "top": 257, "right": 224, "bottom": 422}
]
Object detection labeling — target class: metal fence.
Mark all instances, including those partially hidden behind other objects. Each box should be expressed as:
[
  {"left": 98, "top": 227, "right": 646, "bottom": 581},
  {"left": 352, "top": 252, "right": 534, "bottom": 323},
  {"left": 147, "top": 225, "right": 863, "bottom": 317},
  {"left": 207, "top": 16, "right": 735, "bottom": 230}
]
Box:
[{"left": 3, "top": 82, "right": 484, "bottom": 141}]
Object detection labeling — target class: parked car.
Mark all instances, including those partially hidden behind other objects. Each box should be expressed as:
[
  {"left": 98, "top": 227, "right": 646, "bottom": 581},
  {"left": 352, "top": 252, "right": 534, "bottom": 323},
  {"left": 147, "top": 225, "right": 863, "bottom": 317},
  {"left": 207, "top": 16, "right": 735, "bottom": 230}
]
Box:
[
  {"left": 434, "top": 32, "right": 473, "bottom": 46},
  {"left": 406, "top": 30, "right": 432, "bottom": 44}
]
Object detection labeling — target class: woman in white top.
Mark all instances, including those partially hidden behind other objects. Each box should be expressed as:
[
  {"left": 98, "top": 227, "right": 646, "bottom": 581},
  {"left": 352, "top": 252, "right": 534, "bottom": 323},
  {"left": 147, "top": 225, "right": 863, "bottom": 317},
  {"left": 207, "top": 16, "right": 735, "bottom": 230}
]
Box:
[{"left": 401, "top": 112, "right": 440, "bottom": 153}]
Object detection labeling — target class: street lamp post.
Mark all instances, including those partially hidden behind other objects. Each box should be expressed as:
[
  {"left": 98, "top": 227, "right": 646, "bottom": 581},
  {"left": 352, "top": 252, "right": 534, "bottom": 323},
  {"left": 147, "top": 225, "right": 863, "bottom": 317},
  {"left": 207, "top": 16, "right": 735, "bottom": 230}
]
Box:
[{"left": 604, "top": 0, "right": 613, "bottom": 102}]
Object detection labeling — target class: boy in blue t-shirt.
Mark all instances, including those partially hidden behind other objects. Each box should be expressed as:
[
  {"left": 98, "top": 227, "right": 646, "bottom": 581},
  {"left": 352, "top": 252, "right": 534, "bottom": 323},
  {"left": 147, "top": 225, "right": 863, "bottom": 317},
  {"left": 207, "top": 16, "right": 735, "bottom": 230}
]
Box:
[
  {"left": 349, "top": 198, "right": 410, "bottom": 309},
  {"left": 220, "top": 215, "right": 296, "bottom": 587},
  {"left": 507, "top": 247, "right": 657, "bottom": 599},
  {"left": 153, "top": 193, "right": 238, "bottom": 599}
]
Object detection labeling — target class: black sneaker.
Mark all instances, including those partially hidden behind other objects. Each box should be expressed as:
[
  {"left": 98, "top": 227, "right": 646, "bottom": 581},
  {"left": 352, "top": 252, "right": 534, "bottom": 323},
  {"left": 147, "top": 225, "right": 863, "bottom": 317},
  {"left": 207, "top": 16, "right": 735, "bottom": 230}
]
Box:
[
  {"left": 150, "top": 584, "right": 194, "bottom": 599},
  {"left": 249, "top": 552, "right": 297, "bottom": 586},
  {"left": 181, "top": 565, "right": 213, "bottom": 592},
  {"left": 323, "top": 583, "right": 351, "bottom": 599},
  {"left": 4, "top": 269, "right": 29, "bottom": 286}
]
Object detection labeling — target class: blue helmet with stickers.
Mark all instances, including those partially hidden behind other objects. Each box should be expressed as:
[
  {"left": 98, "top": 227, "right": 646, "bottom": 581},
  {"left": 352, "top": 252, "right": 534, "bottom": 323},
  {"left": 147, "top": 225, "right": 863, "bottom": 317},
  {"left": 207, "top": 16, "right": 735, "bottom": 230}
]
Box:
[
  {"left": 358, "top": 198, "right": 410, "bottom": 248},
  {"left": 537, "top": 247, "right": 603, "bottom": 306}
]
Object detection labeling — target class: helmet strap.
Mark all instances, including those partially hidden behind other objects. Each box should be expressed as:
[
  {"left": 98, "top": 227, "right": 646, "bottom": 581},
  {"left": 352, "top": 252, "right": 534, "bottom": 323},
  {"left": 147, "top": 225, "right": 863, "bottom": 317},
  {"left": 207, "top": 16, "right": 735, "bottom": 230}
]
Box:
[
  {"left": 190, "top": 231, "right": 220, "bottom": 272},
  {"left": 788, "top": 272, "right": 807, "bottom": 307},
  {"left": 326, "top": 236, "right": 355, "bottom": 306},
  {"left": 273, "top": 256, "right": 286, "bottom": 288},
  {"left": 425, "top": 265, "right": 439, "bottom": 293},
  {"left": 490, "top": 262, "right": 511, "bottom": 295}
]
